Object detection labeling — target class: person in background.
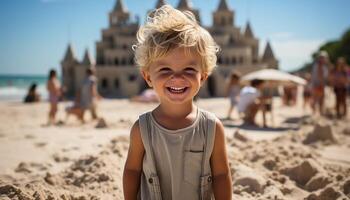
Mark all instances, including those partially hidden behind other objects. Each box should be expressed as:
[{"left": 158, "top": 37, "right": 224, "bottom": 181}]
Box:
[
  {"left": 24, "top": 83, "right": 40, "bottom": 103},
  {"left": 226, "top": 72, "right": 241, "bottom": 120},
  {"left": 310, "top": 51, "right": 330, "bottom": 115},
  {"left": 330, "top": 57, "right": 348, "bottom": 118},
  {"left": 302, "top": 73, "right": 313, "bottom": 113},
  {"left": 46, "top": 69, "right": 61, "bottom": 125},
  {"left": 79, "top": 67, "right": 100, "bottom": 123},
  {"left": 237, "top": 79, "right": 266, "bottom": 127}
]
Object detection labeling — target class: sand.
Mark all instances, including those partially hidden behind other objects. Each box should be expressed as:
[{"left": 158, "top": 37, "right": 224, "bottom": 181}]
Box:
[{"left": 0, "top": 98, "right": 349, "bottom": 200}]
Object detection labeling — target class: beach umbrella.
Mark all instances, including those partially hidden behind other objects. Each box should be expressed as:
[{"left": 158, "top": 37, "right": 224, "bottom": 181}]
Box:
[{"left": 241, "top": 69, "right": 306, "bottom": 86}]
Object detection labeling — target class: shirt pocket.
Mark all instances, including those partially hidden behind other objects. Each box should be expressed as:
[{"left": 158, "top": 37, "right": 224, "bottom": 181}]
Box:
[{"left": 184, "top": 151, "right": 203, "bottom": 187}]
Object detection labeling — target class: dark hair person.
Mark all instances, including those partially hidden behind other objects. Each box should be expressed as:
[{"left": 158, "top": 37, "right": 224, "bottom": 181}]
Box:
[
  {"left": 46, "top": 69, "right": 61, "bottom": 125},
  {"left": 24, "top": 83, "right": 40, "bottom": 103}
]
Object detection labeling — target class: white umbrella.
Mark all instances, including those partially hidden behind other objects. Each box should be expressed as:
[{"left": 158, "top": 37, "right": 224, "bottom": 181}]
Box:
[{"left": 241, "top": 69, "right": 306, "bottom": 86}]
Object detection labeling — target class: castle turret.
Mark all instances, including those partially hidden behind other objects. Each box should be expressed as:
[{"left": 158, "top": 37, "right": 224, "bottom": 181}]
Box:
[
  {"left": 61, "top": 43, "right": 78, "bottom": 97},
  {"left": 213, "top": 0, "right": 234, "bottom": 27},
  {"left": 262, "top": 41, "right": 278, "bottom": 68},
  {"left": 82, "top": 48, "right": 95, "bottom": 66},
  {"left": 155, "top": 0, "right": 167, "bottom": 8},
  {"left": 244, "top": 21, "right": 254, "bottom": 38},
  {"left": 242, "top": 21, "right": 259, "bottom": 63},
  {"left": 109, "top": 0, "right": 130, "bottom": 26},
  {"left": 177, "top": 0, "right": 201, "bottom": 23},
  {"left": 63, "top": 43, "right": 77, "bottom": 63}
]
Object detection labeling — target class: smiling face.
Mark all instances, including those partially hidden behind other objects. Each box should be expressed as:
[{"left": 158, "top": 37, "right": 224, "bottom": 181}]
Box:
[{"left": 142, "top": 48, "right": 208, "bottom": 105}]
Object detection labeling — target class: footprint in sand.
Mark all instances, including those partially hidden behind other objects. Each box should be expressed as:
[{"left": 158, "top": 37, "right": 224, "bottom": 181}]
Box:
[
  {"left": 34, "top": 142, "right": 47, "bottom": 148},
  {"left": 52, "top": 153, "right": 70, "bottom": 162},
  {"left": 24, "top": 134, "right": 36, "bottom": 139}
]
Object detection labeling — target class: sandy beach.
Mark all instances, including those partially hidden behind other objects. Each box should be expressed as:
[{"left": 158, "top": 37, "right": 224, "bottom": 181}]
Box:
[{"left": 0, "top": 97, "right": 350, "bottom": 200}]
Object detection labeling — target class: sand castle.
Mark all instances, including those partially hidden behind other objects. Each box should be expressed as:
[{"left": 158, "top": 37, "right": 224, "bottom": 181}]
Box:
[{"left": 61, "top": 0, "right": 278, "bottom": 98}]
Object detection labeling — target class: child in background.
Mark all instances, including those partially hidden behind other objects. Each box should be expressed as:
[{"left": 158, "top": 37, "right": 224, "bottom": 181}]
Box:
[
  {"left": 123, "top": 5, "right": 232, "bottom": 200},
  {"left": 226, "top": 72, "right": 240, "bottom": 120}
]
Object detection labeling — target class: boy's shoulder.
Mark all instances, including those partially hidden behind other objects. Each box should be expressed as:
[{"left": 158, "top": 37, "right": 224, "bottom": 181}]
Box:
[{"left": 198, "top": 108, "right": 219, "bottom": 124}]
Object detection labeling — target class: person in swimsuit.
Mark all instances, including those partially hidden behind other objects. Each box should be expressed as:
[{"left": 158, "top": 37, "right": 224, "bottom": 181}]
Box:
[
  {"left": 123, "top": 5, "right": 232, "bottom": 200},
  {"left": 330, "top": 57, "right": 348, "bottom": 118},
  {"left": 46, "top": 69, "right": 61, "bottom": 125}
]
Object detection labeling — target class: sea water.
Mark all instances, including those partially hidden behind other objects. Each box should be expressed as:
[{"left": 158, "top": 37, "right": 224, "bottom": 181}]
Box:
[{"left": 0, "top": 75, "right": 50, "bottom": 102}]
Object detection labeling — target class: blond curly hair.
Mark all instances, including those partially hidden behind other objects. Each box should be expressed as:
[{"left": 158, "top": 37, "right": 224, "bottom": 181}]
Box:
[{"left": 133, "top": 5, "right": 219, "bottom": 74}]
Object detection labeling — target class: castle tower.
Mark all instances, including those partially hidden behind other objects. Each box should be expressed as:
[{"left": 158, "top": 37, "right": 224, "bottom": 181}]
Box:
[
  {"left": 155, "top": 0, "right": 167, "bottom": 8},
  {"left": 213, "top": 0, "right": 234, "bottom": 27},
  {"left": 244, "top": 21, "right": 259, "bottom": 63},
  {"left": 262, "top": 41, "right": 278, "bottom": 68},
  {"left": 82, "top": 48, "right": 95, "bottom": 66},
  {"left": 148, "top": 0, "right": 168, "bottom": 17},
  {"left": 177, "top": 0, "right": 201, "bottom": 23},
  {"left": 109, "top": 0, "right": 130, "bottom": 26},
  {"left": 61, "top": 43, "right": 78, "bottom": 97},
  {"left": 244, "top": 22, "right": 254, "bottom": 38}
]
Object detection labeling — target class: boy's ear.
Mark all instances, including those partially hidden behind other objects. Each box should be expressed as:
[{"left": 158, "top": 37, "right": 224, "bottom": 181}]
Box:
[
  {"left": 200, "top": 72, "right": 208, "bottom": 85},
  {"left": 141, "top": 70, "right": 153, "bottom": 87}
]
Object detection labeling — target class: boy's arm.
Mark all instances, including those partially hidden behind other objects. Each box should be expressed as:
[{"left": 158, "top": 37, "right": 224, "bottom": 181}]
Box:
[
  {"left": 123, "top": 120, "right": 145, "bottom": 200},
  {"left": 210, "top": 119, "right": 232, "bottom": 199}
]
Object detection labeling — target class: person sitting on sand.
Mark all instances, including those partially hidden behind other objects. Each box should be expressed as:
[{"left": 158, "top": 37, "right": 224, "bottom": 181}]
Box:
[
  {"left": 46, "top": 69, "right": 61, "bottom": 125},
  {"left": 24, "top": 83, "right": 41, "bottom": 103},
  {"left": 237, "top": 79, "right": 266, "bottom": 127},
  {"left": 123, "top": 5, "right": 232, "bottom": 200}
]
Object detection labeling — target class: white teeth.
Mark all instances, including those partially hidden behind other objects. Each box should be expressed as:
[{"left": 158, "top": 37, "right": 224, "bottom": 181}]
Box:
[{"left": 170, "top": 87, "right": 185, "bottom": 91}]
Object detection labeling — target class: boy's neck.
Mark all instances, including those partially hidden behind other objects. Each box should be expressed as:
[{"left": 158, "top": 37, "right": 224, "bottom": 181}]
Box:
[{"left": 156, "top": 101, "right": 196, "bottom": 119}]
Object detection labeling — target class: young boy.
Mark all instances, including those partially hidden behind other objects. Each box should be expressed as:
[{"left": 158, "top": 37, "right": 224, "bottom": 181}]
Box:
[{"left": 123, "top": 5, "right": 232, "bottom": 200}]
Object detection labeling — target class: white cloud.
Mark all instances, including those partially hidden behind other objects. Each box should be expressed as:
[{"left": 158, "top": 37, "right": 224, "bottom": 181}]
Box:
[
  {"left": 273, "top": 39, "right": 324, "bottom": 71},
  {"left": 261, "top": 32, "right": 325, "bottom": 71}
]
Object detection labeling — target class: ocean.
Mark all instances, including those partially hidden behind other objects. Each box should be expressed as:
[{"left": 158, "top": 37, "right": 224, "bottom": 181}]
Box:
[{"left": 0, "top": 75, "right": 51, "bottom": 102}]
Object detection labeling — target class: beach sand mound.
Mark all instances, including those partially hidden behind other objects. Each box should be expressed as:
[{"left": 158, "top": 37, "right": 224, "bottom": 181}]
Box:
[
  {"left": 1, "top": 100, "right": 350, "bottom": 200},
  {"left": 0, "top": 136, "right": 129, "bottom": 200},
  {"left": 280, "top": 159, "right": 323, "bottom": 186},
  {"left": 303, "top": 123, "right": 337, "bottom": 144}
]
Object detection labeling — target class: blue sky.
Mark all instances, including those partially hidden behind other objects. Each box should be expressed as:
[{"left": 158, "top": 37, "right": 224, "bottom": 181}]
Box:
[{"left": 0, "top": 0, "right": 349, "bottom": 75}]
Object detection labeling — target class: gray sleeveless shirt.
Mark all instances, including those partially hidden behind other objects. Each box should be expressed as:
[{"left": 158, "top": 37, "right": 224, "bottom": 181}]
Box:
[{"left": 138, "top": 108, "right": 216, "bottom": 200}]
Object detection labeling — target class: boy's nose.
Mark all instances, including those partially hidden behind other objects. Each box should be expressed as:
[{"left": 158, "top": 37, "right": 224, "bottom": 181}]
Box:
[
  {"left": 171, "top": 72, "right": 185, "bottom": 79},
  {"left": 168, "top": 73, "right": 187, "bottom": 84}
]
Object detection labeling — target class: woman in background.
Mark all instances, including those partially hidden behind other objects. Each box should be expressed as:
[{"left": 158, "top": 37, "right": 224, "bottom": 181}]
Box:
[
  {"left": 24, "top": 83, "right": 40, "bottom": 103},
  {"left": 46, "top": 69, "right": 61, "bottom": 125}
]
